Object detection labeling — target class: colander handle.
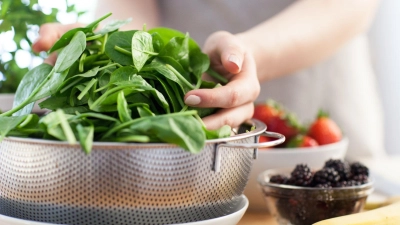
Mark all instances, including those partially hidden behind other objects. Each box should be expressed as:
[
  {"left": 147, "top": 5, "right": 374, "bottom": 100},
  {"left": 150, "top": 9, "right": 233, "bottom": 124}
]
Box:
[
  {"left": 220, "top": 131, "right": 285, "bottom": 149},
  {"left": 213, "top": 131, "right": 285, "bottom": 172}
]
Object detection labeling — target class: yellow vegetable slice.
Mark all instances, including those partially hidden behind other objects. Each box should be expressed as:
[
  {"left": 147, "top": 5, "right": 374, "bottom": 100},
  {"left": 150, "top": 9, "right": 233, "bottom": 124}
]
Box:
[{"left": 313, "top": 202, "right": 400, "bottom": 225}]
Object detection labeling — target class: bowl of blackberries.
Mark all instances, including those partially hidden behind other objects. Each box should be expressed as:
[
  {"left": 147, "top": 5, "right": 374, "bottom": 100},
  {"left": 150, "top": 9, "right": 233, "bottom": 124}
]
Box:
[{"left": 258, "top": 159, "right": 373, "bottom": 225}]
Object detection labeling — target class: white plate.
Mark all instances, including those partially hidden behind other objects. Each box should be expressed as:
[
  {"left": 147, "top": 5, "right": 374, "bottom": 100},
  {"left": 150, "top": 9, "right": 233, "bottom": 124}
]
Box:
[
  {"left": 0, "top": 215, "right": 53, "bottom": 225},
  {"left": 0, "top": 195, "right": 248, "bottom": 225},
  {"left": 174, "top": 195, "right": 248, "bottom": 225}
]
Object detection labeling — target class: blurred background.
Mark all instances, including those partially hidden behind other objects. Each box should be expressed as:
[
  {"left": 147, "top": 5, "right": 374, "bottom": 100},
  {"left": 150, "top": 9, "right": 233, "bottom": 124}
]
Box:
[{"left": 0, "top": 0, "right": 399, "bottom": 156}]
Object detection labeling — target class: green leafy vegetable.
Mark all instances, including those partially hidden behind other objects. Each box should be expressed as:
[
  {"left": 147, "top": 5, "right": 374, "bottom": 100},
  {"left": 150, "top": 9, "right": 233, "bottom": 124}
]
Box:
[{"left": 0, "top": 13, "right": 230, "bottom": 154}]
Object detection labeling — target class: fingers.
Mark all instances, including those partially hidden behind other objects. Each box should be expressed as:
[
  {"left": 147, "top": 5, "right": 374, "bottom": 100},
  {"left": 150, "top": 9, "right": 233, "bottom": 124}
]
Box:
[
  {"left": 202, "top": 102, "right": 254, "bottom": 130},
  {"left": 32, "top": 23, "right": 84, "bottom": 53},
  {"left": 203, "top": 31, "right": 246, "bottom": 75},
  {"left": 43, "top": 52, "right": 58, "bottom": 66},
  {"left": 184, "top": 51, "right": 260, "bottom": 108}
]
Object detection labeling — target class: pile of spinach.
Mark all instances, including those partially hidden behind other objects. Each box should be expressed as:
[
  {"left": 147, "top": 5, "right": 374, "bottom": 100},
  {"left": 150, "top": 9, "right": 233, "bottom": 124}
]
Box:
[{"left": 0, "top": 13, "right": 231, "bottom": 154}]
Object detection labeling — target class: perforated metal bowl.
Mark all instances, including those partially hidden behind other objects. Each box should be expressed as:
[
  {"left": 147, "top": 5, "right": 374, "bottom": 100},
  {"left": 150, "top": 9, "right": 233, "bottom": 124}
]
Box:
[{"left": 0, "top": 119, "right": 284, "bottom": 225}]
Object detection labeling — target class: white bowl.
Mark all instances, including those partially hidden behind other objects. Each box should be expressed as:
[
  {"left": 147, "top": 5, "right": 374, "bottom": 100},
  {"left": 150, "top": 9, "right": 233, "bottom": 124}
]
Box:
[
  {"left": 244, "top": 137, "right": 349, "bottom": 211},
  {"left": 0, "top": 195, "right": 248, "bottom": 225}
]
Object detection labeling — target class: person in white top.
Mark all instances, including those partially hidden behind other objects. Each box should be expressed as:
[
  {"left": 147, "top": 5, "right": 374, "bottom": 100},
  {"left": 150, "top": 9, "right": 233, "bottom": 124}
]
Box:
[{"left": 32, "top": 0, "right": 385, "bottom": 159}]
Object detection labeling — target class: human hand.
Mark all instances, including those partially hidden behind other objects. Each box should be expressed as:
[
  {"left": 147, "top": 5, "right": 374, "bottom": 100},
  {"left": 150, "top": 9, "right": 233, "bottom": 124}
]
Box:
[
  {"left": 185, "top": 31, "right": 260, "bottom": 130},
  {"left": 32, "top": 22, "right": 84, "bottom": 64}
]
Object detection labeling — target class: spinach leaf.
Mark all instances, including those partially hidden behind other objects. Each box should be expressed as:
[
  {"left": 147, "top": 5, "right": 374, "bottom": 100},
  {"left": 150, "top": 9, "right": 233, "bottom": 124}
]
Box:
[
  {"left": 86, "top": 12, "right": 113, "bottom": 31},
  {"left": 128, "top": 114, "right": 205, "bottom": 153},
  {"left": 159, "top": 35, "right": 189, "bottom": 72},
  {"left": 0, "top": 115, "right": 28, "bottom": 141},
  {"left": 33, "top": 69, "right": 69, "bottom": 101},
  {"left": 117, "top": 91, "right": 132, "bottom": 122},
  {"left": 151, "top": 32, "right": 164, "bottom": 52},
  {"left": 54, "top": 31, "right": 86, "bottom": 73},
  {"left": 49, "top": 13, "right": 112, "bottom": 53},
  {"left": 76, "top": 124, "right": 94, "bottom": 154},
  {"left": 49, "top": 28, "right": 90, "bottom": 53},
  {"left": 137, "top": 106, "right": 155, "bottom": 117},
  {"left": 191, "top": 48, "right": 210, "bottom": 79},
  {"left": 58, "top": 66, "right": 100, "bottom": 93},
  {"left": 140, "top": 73, "right": 181, "bottom": 112},
  {"left": 203, "top": 125, "right": 231, "bottom": 139},
  {"left": 10, "top": 63, "right": 53, "bottom": 116},
  {"left": 18, "top": 114, "right": 40, "bottom": 129},
  {"left": 95, "top": 18, "right": 132, "bottom": 35},
  {"left": 39, "top": 96, "right": 69, "bottom": 110},
  {"left": 150, "top": 58, "right": 193, "bottom": 92},
  {"left": 105, "top": 30, "right": 137, "bottom": 65},
  {"left": 131, "top": 30, "right": 157, "bottom": 71},
  {"left": 96, "top": 66, "right": 136, "bottom": 92}
]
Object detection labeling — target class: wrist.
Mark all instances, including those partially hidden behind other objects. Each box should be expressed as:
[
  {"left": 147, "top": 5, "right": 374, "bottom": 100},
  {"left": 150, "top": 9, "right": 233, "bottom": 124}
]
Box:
[{"left": 235, "top": 31, "right": 281, "bottom": 82}]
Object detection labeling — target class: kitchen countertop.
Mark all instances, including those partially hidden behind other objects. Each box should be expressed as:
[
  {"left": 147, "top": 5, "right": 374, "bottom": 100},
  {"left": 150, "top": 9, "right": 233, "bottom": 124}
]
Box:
[{"left": 237, "top": 211, "right": 277, "bottom": 225}]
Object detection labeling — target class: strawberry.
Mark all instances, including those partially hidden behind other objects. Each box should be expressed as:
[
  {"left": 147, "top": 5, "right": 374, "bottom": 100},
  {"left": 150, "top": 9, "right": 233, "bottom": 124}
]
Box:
[
  {"left": 258, "top": 135, "right": 272, "bottom": 149},
  {"left": 308, "top": 110, "right": 342, "bottom": 145},
  {"left": 252, "top": 101, "right": 282, "bottom": 127},
  {"left": 286, "top": 135, "right": 319, "bottom": 148},
  {"left": 253, "top": 100, "right": 303, "bottom": 140},
  {"left": 259, "top": 135, "right": 270, "bottom": 143},
  {"left": 268, "top": 112, "right": 303, "bottom": 140}
]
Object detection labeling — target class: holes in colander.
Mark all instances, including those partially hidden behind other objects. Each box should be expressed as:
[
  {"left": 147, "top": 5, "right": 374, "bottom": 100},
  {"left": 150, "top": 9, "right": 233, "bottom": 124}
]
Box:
[{"left": 0, "top": 139, "right": 254, "bottom": 224}]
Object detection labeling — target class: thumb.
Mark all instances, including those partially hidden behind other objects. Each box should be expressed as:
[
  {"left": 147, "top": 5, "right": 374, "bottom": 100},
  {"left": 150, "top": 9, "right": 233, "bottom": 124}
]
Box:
[{"left": 203, "top": 31, "right": 245, "bottom": 75}]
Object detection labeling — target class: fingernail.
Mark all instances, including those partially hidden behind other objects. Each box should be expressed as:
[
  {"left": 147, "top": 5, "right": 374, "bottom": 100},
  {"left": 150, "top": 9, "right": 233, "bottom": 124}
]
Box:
[
  {"left": 185, "top": 95, "right": 201, "bottom": 106},
  {"left": 228, "top": 55, "right": 241, "bottom": 69}
]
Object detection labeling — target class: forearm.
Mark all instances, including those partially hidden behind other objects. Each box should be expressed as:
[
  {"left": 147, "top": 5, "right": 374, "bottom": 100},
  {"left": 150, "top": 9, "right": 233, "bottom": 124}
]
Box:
[
  {"left": 237, "top": 0, "right": 380, "bottom": 82},
  {"left": 95, "top": 0, "right": 160, "bottom": 30}
]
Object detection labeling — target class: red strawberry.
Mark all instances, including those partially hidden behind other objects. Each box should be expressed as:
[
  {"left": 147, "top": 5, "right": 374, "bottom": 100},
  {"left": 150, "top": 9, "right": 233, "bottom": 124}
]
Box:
[
  {"left": 286, "top": 135, "right": 319, "bottom": 148},
  {"left": 252, "top": 101, "right": 282, "bottom": 127},
  {"left": 308, "top": 110, "right": 342, "bottom": 145},
  {"left": 253, "top": 100, "right": 303, "bottom": 140},
  {"left": 259, "top": 135, "right": 270, "bottom": 143},
  {"left": 268, "top": 112, "right": 303, "bottom": 140}
]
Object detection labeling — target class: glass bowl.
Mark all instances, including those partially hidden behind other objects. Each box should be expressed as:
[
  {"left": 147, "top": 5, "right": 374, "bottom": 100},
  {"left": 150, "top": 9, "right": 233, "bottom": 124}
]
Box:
[
  {"left": 245, "top": 137, "right": 348, "bottom": 211},
  {"left": 258, "top": 169, "right": 374, "bottom": 225}
]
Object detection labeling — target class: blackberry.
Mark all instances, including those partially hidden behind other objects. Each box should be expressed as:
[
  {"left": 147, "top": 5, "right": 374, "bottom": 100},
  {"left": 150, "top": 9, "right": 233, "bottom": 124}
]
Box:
[
  {"left": 324, "top": 159, "right": 351, "bottom": 181},
  {"left": 334, "top": 180, "right": 358, "bottom": 187},
  {"left": 351, "top": 174, "right": 369, "bottom": 185},
  {"left": 288, "top": 164, "right": 313, "bottom": 187},
  {"left": 270, "top": 175, "right": 289, "bottom": 184},
  {"left": 315, "top": 183, "right": 332, "bottom": 188},
  {"left": 311, "top": 167, "right": 340, "bottom": 187},
  {"left": 350, "top": 162, "right": 369, "bottom": 176}
]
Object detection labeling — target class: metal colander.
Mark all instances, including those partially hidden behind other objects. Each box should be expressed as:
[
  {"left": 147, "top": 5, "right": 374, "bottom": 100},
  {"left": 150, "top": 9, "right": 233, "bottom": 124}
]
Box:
[{"left": 0, "top": 119, "right": 284, "bottom": 225}]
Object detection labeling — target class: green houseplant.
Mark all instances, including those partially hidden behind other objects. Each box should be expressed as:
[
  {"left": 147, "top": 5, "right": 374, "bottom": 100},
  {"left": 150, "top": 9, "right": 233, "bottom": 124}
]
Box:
[{"left": 0, "top": 0, "right": 84, "bottom": 93}]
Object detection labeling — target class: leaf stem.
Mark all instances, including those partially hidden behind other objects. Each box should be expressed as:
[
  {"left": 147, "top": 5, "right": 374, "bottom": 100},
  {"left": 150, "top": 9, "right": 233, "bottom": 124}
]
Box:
[
  {"left": 100, "top": 33, "right": 108, "bottom": 54},
  {"left": 79, "top": 52, "right": 87, "bottom": 72},
  {"left": 56, "top": 109, "right": 77, "bottom": 144},
  {"left": 206, "top": 68, "right": 228, "bottom": 85},
  {"left": 115, "top": 45, "right": 132, "bottom": 56},
  {"left": 86, "top": 34, "right": 103, "bottom": 41},
  {"left": 0, "top": 69, "right": 56, "bottom": 117},
  {"left": 98, "top": 63, "right": 121, "bottom": 71},
  {"left": 77, "top": 78, "right": 97, "bottom": 100},
  {"left": 92, "top": 60, "right": 111, "bottom": 66},
  {"left": 166, "top": 64, "right": 194, "bottom": 90},
  {"left": 194, "top": 113, "right": 206, "bottom": 128},
  {"left": 131, "top": 47, "right": 158, "bottom": 56}
]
